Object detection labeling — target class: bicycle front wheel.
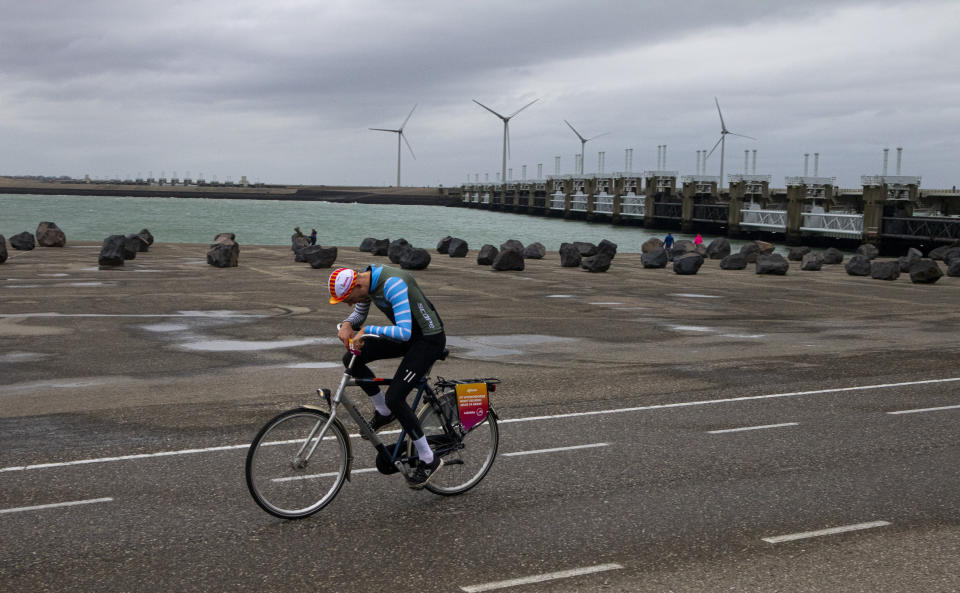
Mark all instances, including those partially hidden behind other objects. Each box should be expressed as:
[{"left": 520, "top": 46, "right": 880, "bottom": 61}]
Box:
[
  {"left": 418, "top": 404, "right": 499, "bottom": 496},
  {"left": 245, "top": 407, "right": 350, "bottom": 519}
]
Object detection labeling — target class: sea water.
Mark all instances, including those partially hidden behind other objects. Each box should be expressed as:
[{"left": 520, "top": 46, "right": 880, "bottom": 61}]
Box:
[{"left": 0, "top": 193, "right": 760, "bottom": 253}]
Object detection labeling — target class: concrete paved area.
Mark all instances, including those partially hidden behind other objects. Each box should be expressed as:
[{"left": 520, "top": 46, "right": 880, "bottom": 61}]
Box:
[{"left": 1, "top": 242, "right": 958, "bottom": 592}]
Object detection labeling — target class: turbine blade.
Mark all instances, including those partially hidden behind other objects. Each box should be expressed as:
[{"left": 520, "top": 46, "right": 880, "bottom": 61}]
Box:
[
  {"left": 473, "top": 99, "right": 507, "bottom": 120},
  {"left": 587, "top": 131, "right": 611, "bottom": 142},
  {"left": 715, "top": 97, "right": 727, "bottom": 132},
  {"left": 508, "top": 97, "right": 539, "bottom": 119},
  {"left": 399, "top": 103, "right": 417, "bottom": 131},
  {"left": 564, "top": 120, "right": 586, "bottom": 142},
  {"left": 369, "top": 128, "right": 399, "bottom": 133},
  {"left": 401, "top": 132, "right": 416, "bottom": 160},
  {"left": 728, "top": 132, "right": 757, "bottom": 141},
  {"left": 706, "top": 135, "right": 723, "bottom": 159}
]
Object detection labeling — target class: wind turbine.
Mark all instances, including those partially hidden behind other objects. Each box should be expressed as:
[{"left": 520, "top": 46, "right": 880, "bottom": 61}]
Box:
[
  {"left": 369, "top": 104, "right": 417, "bottom": 187},
  {"left": 705, "top": 97, "right": 756, "bottom": 189},
  {"left": 564, "top": 120, "right": 610, "bottom": 175},
  {"left": 473, "top": 98, "right": 539, "bottom": 186}
]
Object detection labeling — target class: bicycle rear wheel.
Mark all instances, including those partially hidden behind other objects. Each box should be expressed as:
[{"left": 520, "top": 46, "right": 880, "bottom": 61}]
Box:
[
  {"left": 246, "top": 407, "right": 350, "bottom": 519},
  {"left": 418, "top": 403, "right": 498, "bottom": 495}
]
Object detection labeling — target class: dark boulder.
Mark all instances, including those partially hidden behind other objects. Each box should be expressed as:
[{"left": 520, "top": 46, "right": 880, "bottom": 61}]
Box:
[
  {"left": 673, "top": 253, "right": 704, "bottom": 275},
  {"left": 706, "top": 237, "right": 731, "bottom": 259},
  {"left": 291, "top": 234, "right": 310, "bottom": 252},
  {"left": 123, "top": 234, "right": 145, "bottom": 259},
  {"left": 400, "top": 248, "right": 431, "bottom": 270},
  {"left": 641, "top": 237, "right": 663, "bottom": 253},
  {"left": 0, "top": 235, "right": 6, "bottom": 264},
  {"left": 581, "top": 252, "right": 612, "bottom": 273},
  {"left": 845, "top": 254, "right": 872, "bottom": 276},
  {"left": 36, "top": 222, "right": 66, "bottom": 247},
  {"left": 672, "top": 240, "right": 696, "bottom": 259},
  {"left": 207, "top": 235, "right": 239, "bottom": 268},
  {"left": 500, "top": 239, "right": 524, "bottom": 253},
  {"left": 215, "top": 233, "right": 236, "bottom": 242},
  {"left": 573, "top": 241, "right": 598, "bottom": 257},
  {"left": 641, "top": 248, "right": 668, "bottom": 268},
  {"left": 943, "top": 247, "right": 960, "bottom": 265},
  {"left": 948, "top": 259, "right": 960, "bottom": 277},
  {"left": 388, "top": 238, "right": 411, "bottom": 264},
  {"left": 371, "top": 238, "right": 390, "bottom": 256},
  {"left": 856, "top": 243, "right": 879, "bottom": 260},
  {"left": 559, "top": 243, "right": 581, "bottom": 267},
  {"left": 359, "top": 237, "right": 377, "bottom": 252},
  {"left": 597, "top": 239, "right": 618, "bottom": 259},
  {"left": 720, "top": 252, "right": 748, "bottom": 270},
  {"left": 138, "top": 229, "right": 155, "bottom": 246},
  {"left": 898, "top": 247, "right": 923, "bottom": 272},
  {"left": 870, "top": 260, "right": 900, "bottom": 281},
  {"left": 801, "top": 253, "right": 824, "bottom": 271},
  {"left": 756, "top": 253, "right": 789, "bottom": 275},
  {"left": 10, "top": 232, "right": 35, "bottom": 251},
  {"left": 909, "top": 259, "right": 942, "bottom": 284},
  {"left": 477, "top": 244, "right": 498, "bottom": 265},
  {"left": 296, "top": 245, "right": 322, "bottom": 263},
  {"left": 492, "top": 248, "right": 524, "bottom": 271},
  {"left": 739, "top": 242, "right": 761, "bottom": 263},
  {"left": 755, "top": 241, "right": 776, "bottom": 255},
  {"left": 98, "top": 235, "right": 126, "bottom": 267},
  {"left": 436, "top": 236, "right": 452, "bottom": 254},
  {"left": 927, "top": 245, "right": 951, "bottom": 260},
  {"left": 787, "top": 246, "right": 811, "bottom": 261},
  {"left": 822, "top": 247, "right": 844, "bottom": 264},
  {"left": 306, "top": 246, "right": 338, "bottom": 269},
  {"left": 523, "top": 242, "right": 546, "bottom": 259},
  {"left": 448, "top": 238, "right": 468, "bottom": 258}
]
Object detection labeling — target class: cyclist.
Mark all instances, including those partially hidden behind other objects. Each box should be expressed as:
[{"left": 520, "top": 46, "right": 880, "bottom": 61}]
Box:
[{"left": 328, "top": 265, "right": 446, "bottom": 488}]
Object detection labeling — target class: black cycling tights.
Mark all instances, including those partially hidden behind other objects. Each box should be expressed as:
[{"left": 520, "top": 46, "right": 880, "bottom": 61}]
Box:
[{"left": 342, "top": 333, "right": 446, "bottom": 441}]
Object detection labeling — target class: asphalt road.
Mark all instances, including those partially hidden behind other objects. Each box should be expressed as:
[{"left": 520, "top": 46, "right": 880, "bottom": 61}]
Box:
[{"left": 1, "top": 241, "right": 958, "bottom": 592}]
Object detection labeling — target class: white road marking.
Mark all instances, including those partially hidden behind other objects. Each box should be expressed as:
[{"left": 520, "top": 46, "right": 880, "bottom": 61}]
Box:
[
  {"left": 3, "top": 376, "right": 959, "bottom": 474},
  {"left": 460, "top": 563, "right": 623, "bottom": 592},
  {"left": 762, "top": 521, "right": 891, "bottom": 544},
  {"left": 708, "top": 422, "right": 799, "bottom": 434},
  {"left": 669, "top": 293, "right": 720, "bottom": 298},
  {"left": 0, "top": 497, "right": 114, "bottom": 515},
  {"left": 503, "top": 442, "right": 609, "bottom": 457},
  {"left": 498, "top": 376, "right": 960, "bottom": 425},
  {"left": 888, "top": 404, "right": 960, "bottom": 415}
]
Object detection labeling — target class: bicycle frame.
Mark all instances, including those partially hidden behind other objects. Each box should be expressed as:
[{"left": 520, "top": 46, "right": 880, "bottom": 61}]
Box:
[{"left": 300, "top": 347, "right": 435, "bottom": 480}]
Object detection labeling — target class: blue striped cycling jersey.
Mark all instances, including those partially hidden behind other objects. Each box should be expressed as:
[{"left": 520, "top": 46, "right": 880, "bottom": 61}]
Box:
[{"left": 341, "top": 265, "right": 442, "bottom": 341}]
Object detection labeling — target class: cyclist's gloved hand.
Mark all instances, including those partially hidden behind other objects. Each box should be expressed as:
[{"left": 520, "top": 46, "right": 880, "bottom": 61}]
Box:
[
  {"left": 348, "top": 328, "right": 366, "bottom": 354},
  {"left": 337, "top": 322, "right": 355, "bottom": 350}
]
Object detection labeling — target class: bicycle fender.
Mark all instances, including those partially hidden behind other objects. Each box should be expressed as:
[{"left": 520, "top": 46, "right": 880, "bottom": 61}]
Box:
[{"left": 300, "top": 405, "right": 354, "bottom": 482}]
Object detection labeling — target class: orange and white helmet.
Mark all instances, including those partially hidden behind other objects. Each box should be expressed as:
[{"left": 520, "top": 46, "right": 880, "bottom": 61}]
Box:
[{"left": 328, "top": 268, "right": 358, "bottom": 304}]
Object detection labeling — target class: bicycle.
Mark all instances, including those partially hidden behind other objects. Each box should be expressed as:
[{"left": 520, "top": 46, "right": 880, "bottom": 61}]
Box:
[{"left": 245, "top": 335, "right": 501, "bottom": 519}]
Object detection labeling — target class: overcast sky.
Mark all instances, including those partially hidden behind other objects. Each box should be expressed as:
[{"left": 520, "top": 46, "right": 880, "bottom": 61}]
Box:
[{"left": 1, "top": 0, "right": 957, "bottom": 188}]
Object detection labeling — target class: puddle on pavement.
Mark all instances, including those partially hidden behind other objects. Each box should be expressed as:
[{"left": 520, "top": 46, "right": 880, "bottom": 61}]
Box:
[
  {"left": 0, "top": 352, "right": 51, "bottom": 363},
  {"left": 670, "top": 293, "right": 720, "bottom": 299},
  {"left": 546, "top": 294, "right": 573, "bottom": 298},
  {"left": 666, "top": 325, "right": 714, "bottom": 332},
  {"left": 178, "top": 337, "right": 338, "bottom": 352},
  {"left": 447, "top": 334, "right": 579, "bottom": 358},
  {"left": 284, "top": 362, "right": 342, "bottom": 369},
  {"left": 141, "top": 323, "right": 191, "bottom": 332}
]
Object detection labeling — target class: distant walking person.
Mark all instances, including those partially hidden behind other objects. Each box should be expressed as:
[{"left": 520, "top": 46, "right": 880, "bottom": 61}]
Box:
[
  {"left": 693, "top": 233, "right": 703, "bottom": 246},
  {"left": 310, "top": 229, "right": 317, "bottom": 246},
  {"left": 663, "top": 233, "right": 675, "bottom": 251}
]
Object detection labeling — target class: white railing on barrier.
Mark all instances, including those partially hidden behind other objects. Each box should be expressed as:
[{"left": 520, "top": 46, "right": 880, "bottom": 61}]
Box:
[
  {"left": 620, "top": 196, "right": 645, "bottom": 218},
  {"left": 741, "top": 209, "right": 786, "bottom": 229},
  {"left": 549, "top": 192, "right": 565, "bottom": 210},
  {"left": 570, "top": 192, "right": 588, "bottom": 212},
  {"left": 800, "top": 212, "right": 863, "bottom": 236},
  {"left": 594, "top": 193, "right": 614, "bottom": 214}
]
